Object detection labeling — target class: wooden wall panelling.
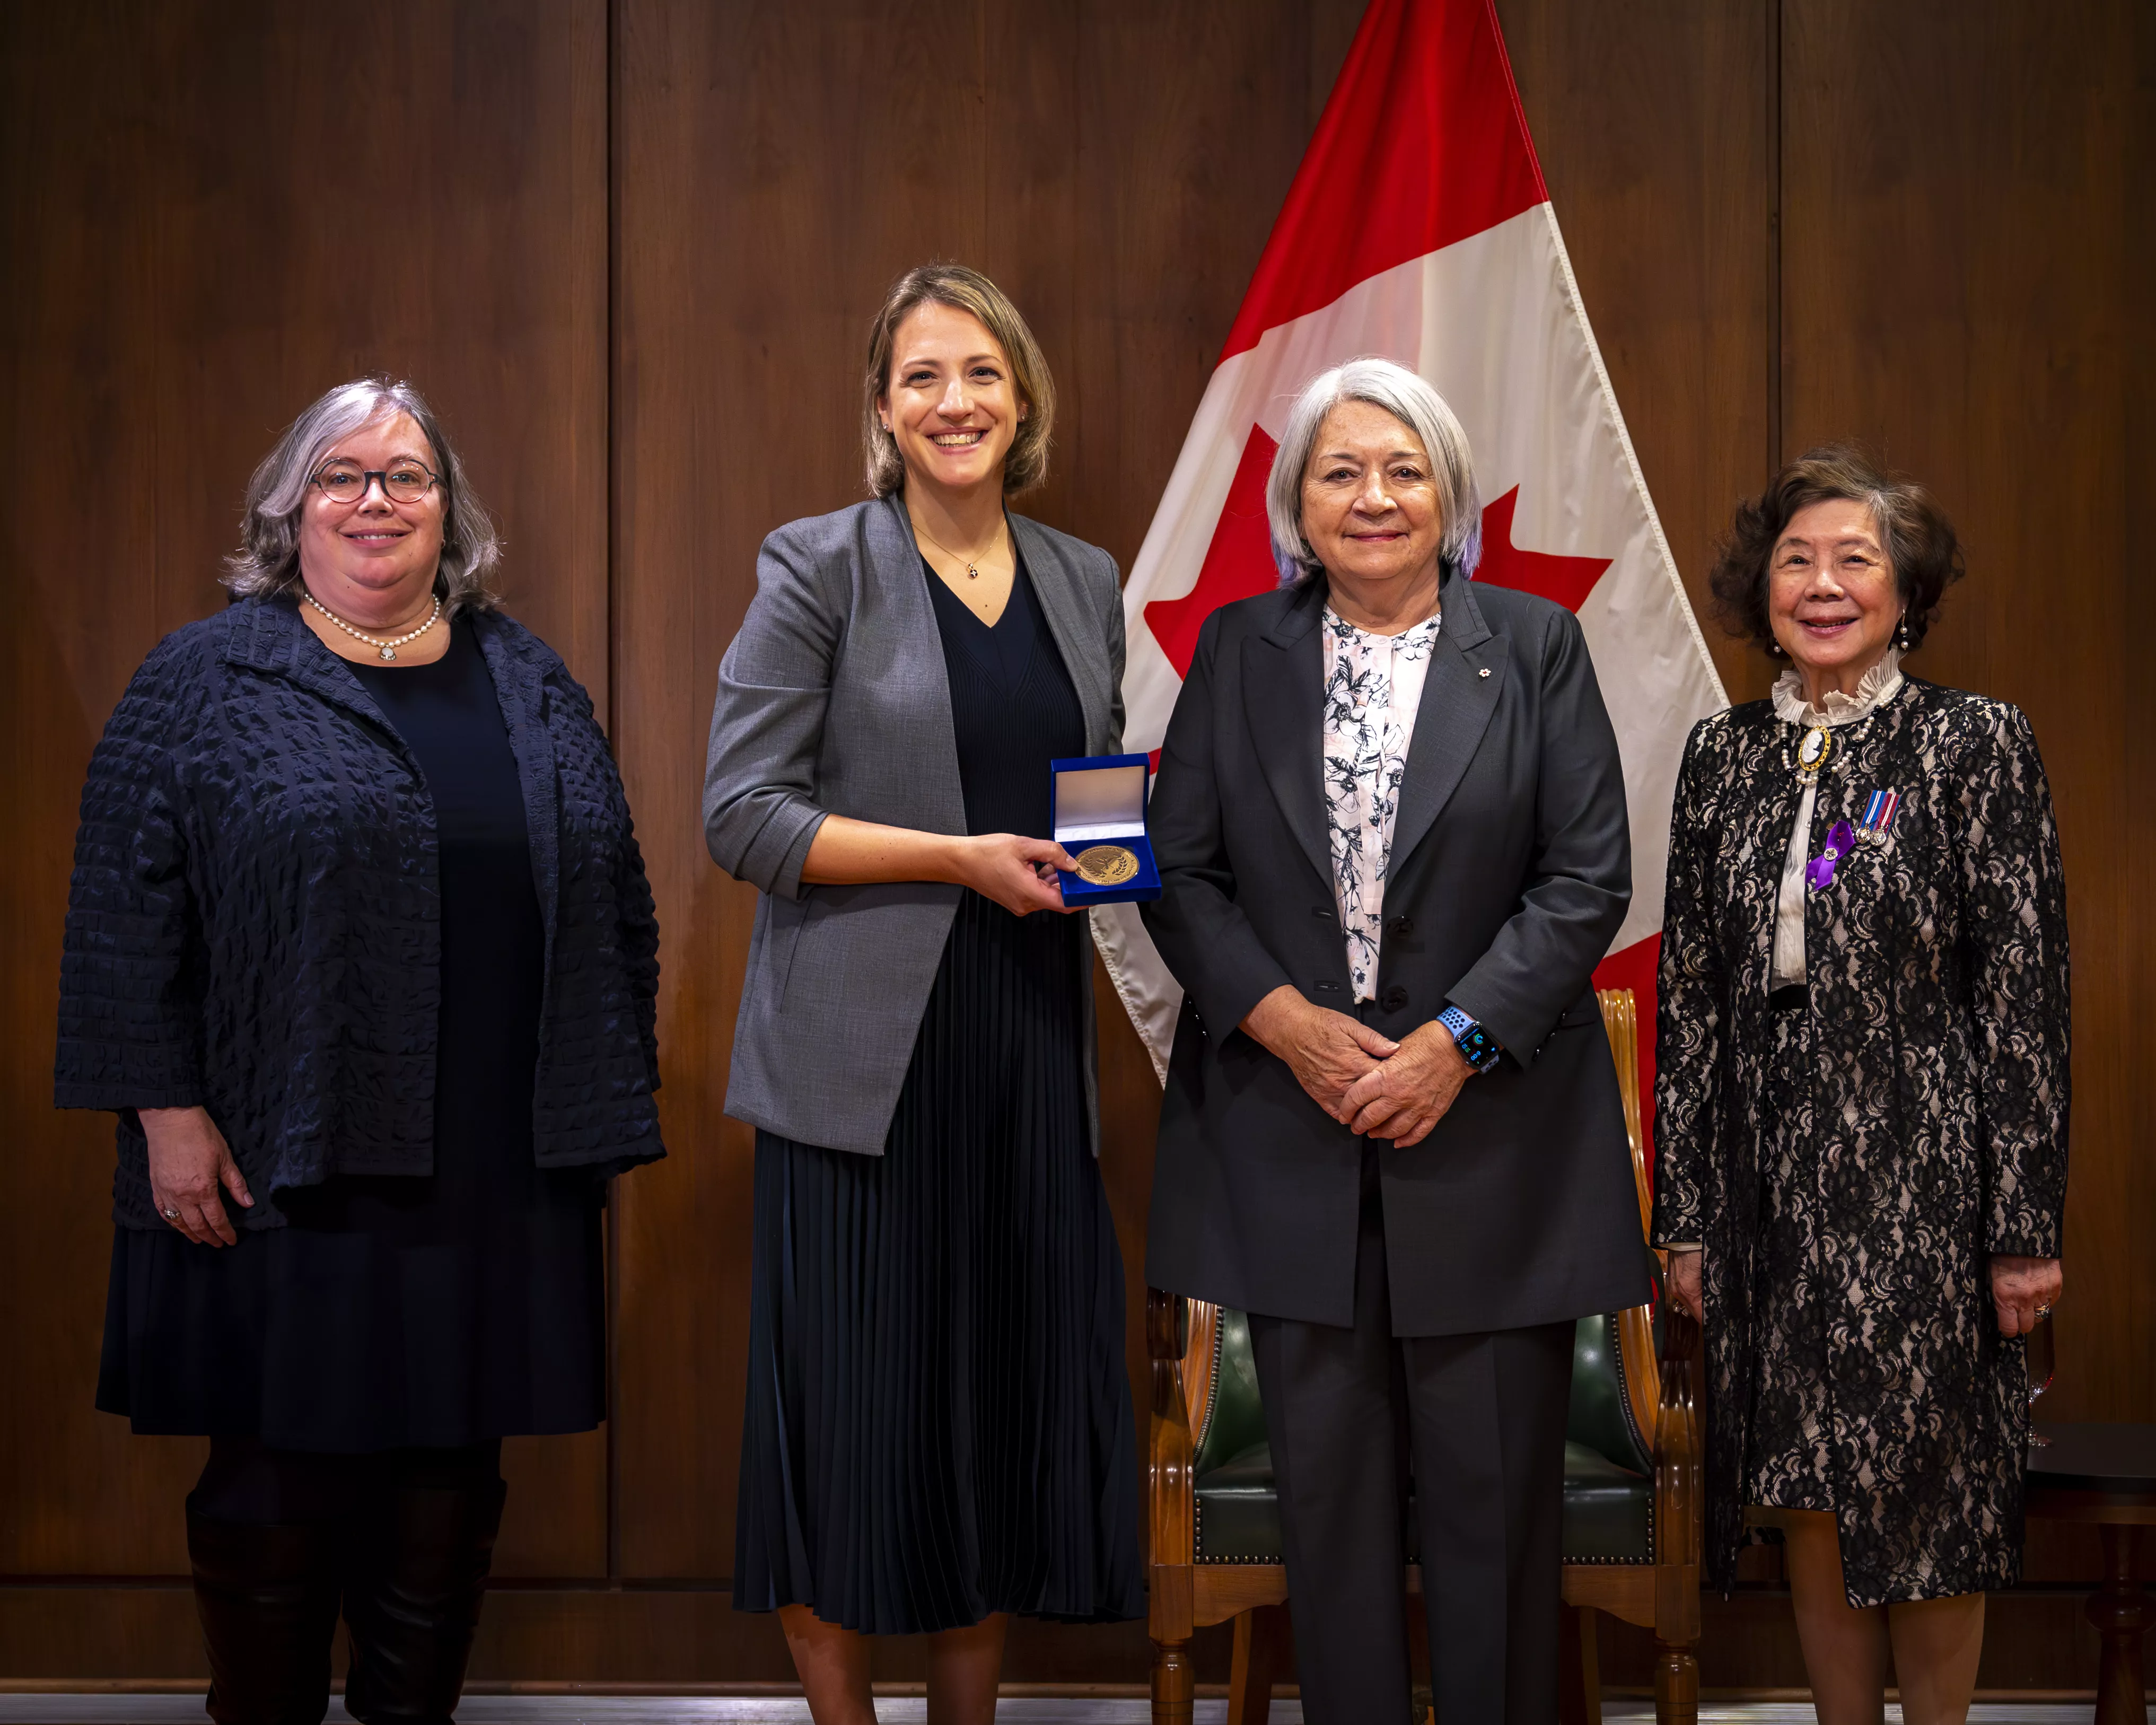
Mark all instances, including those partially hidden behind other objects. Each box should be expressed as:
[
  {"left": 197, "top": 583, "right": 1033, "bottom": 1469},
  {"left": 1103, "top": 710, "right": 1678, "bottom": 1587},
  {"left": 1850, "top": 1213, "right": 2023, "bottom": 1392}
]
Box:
[
  {"left": 0, "top": 0, "right": 610, "bottom": 1584},
  {"left": 1495, "top": 0, "right": 1774, "bottom": 706},
  {"left": 0, "top": 0, "right": 179, "bottom": 1590},
  {"left": 1780, "top": 0, "right": 2152, "bottom": 1484}
]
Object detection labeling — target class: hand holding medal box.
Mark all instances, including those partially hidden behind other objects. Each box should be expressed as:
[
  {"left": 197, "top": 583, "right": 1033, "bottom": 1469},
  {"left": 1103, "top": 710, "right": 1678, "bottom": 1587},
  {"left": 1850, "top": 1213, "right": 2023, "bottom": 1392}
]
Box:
[{"left": 1049, "top": 754, "right": 1161, "bottom": 906}]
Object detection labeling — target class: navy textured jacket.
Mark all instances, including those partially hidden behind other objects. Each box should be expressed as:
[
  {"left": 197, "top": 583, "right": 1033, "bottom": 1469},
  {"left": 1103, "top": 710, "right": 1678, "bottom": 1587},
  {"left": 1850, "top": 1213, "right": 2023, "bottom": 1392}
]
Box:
[{"left": 56, "top": 597, "right": 664, "bottom": 1230}]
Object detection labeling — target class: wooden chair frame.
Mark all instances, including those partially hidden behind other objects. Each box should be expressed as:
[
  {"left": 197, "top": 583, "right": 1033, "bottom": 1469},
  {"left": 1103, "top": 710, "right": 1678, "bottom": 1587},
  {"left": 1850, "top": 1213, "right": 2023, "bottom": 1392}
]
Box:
[{"left": 1143, "top": 990, "right": 1704, "bottom": 1725}]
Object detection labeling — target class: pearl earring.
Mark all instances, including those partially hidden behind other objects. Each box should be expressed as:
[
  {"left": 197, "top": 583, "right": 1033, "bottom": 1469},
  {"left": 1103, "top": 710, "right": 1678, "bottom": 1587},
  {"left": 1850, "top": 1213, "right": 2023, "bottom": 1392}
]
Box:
[
  {"left": 1896, "top": 617, "right": 1913, "bottom": 650},
  {"left": 1767, "top": 639, "right": 1784, "bottom": 656}
]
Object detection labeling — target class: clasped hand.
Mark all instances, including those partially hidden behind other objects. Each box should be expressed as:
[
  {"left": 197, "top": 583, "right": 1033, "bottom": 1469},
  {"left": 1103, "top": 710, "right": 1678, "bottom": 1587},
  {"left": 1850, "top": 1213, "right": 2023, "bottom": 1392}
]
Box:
[{"left": 1240, "top": 987, "right": 1473, "bottom": 1149}]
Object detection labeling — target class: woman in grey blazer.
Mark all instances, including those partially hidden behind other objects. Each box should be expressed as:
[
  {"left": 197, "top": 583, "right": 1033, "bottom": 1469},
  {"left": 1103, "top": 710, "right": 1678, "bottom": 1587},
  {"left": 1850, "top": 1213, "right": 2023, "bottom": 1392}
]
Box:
[{"left": 704, "top": 265, "right": 1141, "bottom": 1723}]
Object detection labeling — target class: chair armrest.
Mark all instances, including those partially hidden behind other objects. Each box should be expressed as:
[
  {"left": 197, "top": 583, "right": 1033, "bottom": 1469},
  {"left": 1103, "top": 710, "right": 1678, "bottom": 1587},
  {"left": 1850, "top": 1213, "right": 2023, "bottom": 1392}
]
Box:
[
  {"left": 1649, "top": 1305, "right": 1704, "bottom": 1649},
  {"left": 1616, "top": 1302, "right": 1661, "bottom": 1456},
  {"left": 1653, "top": 1307, "right": 1702, "bottom": 1563},
  {"left": 1147, "top": 1288, "right": 1196, "bottom": 1568}
]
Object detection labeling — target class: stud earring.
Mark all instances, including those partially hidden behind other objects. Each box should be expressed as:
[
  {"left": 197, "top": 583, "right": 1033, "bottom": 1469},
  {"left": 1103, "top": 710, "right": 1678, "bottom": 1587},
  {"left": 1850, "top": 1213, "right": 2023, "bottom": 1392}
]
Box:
[{"left": 1767, "top": 638, "right": 1784, "bottom": 656}]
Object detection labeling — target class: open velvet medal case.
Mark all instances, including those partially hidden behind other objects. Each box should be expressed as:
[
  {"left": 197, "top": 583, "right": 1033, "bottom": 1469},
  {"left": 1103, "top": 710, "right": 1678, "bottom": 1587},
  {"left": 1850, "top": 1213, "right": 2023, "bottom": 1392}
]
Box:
[{"left": 1048, "top": 754, "right": 1160, "bottom": 906}]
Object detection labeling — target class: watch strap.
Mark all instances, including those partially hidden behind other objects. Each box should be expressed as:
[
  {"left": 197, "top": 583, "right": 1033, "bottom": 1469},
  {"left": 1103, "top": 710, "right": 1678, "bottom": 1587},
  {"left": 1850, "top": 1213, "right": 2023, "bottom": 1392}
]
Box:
[{"left": 1438, "top": 1004, "right": 1502, "bottom": 1073}]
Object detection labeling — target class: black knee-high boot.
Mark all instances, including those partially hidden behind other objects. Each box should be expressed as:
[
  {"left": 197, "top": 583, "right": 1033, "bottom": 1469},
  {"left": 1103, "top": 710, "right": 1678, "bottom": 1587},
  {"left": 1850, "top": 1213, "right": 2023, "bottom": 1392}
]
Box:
[
  {"left": 340, "top": 1476, "right": 508, "bottom": 1725},
  {"left": 186, "top": 1498, "right": 344, "bottom": 1725}
]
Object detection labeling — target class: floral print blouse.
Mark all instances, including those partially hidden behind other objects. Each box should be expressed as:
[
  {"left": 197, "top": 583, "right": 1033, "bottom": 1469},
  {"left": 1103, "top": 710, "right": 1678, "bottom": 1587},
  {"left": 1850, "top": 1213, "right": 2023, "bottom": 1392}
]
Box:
[{"left": 1320, "top": 606, "right": 1441, "bottom": 1001}]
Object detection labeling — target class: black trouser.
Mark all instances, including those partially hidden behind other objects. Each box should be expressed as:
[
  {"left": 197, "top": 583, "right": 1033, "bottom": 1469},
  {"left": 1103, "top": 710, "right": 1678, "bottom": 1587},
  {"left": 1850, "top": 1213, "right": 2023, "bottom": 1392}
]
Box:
[
  {"left": 1248, "top": 1151, "right": 1574, "bottom": 1725},
  {"left": 187, "top": 1439, "right": 506, "bottom": 1725}
]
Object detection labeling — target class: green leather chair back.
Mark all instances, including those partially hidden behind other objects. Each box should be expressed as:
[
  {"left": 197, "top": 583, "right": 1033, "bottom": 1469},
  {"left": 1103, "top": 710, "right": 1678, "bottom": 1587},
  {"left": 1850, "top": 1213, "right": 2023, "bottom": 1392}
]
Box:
[
  {"left": 1565, "top": 1312, "right": 1654, "bottom": 1477},
  {"left": 1191, "top": 1307, "right": 1269, "bottom": 1476},
  {"left": 1566, "top": 1246, "right": 1663, "bottom": 1478},
  {"left": 1187, "top": 1296, "right": 1658, "bottom": 1565},
  {"left": 1193, "top": 1304, "right": 1653, "bottom": 1479}
]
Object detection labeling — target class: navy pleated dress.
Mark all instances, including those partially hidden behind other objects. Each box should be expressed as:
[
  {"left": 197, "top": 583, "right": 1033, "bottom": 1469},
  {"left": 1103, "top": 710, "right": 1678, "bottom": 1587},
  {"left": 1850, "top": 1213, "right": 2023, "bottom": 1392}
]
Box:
[{"left": 733, "top": 557, "right": 1143, "bottom": 1634}]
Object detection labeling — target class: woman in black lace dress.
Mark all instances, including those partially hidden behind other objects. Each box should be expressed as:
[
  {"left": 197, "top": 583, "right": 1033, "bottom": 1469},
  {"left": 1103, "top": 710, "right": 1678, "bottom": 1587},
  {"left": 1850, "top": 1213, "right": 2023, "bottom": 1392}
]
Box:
[{"left": 1652, "top": 448, "right": 2069, "bottom": 1724}]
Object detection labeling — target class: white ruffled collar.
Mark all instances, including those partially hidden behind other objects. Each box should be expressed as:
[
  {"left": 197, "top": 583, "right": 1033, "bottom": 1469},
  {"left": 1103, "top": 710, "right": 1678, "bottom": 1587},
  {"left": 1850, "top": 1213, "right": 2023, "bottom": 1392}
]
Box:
[{"left": 1772, "top": 646, "right": 1905, "bottom": 729}]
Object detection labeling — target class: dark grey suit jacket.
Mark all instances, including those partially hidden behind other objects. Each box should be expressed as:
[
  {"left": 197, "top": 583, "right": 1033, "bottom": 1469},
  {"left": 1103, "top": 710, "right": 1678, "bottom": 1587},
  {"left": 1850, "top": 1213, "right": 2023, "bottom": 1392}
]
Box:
[
  {"left": 704, "top": 493, "right": 1124, "bottom": 1155},
  {"left": 1142, "top": 573, "right": 1649, "bottom": 1334}
]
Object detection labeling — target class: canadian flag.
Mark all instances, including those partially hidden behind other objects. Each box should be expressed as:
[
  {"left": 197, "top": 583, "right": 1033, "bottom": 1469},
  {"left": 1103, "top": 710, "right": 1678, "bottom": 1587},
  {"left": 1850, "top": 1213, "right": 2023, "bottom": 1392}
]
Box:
[{"left": 1093, "top": 0, "right": 1727, "bottom": 1152}]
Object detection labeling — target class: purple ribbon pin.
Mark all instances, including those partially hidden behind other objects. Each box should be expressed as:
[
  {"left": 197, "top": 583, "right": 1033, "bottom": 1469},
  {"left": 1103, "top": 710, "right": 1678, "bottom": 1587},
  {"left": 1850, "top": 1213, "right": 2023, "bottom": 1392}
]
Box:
[{"left": 1806, "top": 820, "right": 1856, "bottom": 891}]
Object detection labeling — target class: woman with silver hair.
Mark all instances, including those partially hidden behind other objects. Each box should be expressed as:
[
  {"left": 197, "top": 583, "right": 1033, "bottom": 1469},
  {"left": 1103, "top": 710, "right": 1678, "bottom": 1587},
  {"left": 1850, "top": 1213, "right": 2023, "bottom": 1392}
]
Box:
[
  {"left": 1143, "top": 357, "right": 1645, "bottom": 1721},
  {"left": 57, "top": 378, "right": 663, "bottom": 1725}
]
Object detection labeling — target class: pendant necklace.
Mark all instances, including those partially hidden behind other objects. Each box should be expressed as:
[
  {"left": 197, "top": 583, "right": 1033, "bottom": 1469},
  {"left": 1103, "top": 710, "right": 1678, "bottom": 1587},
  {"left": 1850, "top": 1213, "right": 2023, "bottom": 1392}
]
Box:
[
  {"left": 915, "top": 516, "right": 1001, "bottom": 581},
  {"left": 305, "top": 590, "right": 442, "bottom": 661}
]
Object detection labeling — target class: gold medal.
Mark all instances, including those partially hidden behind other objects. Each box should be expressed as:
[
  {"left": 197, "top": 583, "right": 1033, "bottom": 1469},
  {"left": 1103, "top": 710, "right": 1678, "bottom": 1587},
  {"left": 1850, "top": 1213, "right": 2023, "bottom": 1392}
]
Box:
[{"left": 1074, "top": 844, "right": 1140, "bottom": 886}]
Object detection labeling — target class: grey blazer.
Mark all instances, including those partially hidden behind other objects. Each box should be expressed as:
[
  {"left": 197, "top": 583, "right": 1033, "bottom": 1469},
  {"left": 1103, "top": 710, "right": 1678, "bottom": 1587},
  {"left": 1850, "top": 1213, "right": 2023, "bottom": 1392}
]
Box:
[{"left": 704, "top": 492, "right": 1125, "bottom": 1155}]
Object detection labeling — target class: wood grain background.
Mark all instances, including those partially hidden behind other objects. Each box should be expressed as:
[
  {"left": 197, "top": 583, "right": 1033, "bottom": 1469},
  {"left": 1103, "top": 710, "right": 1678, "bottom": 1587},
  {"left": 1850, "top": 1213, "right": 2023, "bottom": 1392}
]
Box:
[{"left": 2, "top": 0, "right": 2146, "bottom": 1693}]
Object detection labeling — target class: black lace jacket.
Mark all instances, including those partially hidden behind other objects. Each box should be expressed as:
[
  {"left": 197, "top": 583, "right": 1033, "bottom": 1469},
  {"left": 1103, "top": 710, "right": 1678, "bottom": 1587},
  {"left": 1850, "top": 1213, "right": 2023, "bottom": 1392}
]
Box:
[
  {"left": 56, "top": 598, "right": 664, "bottom": 1230},
  {"left": 1651, "top": 677, "right": 2069, "bottom": 1604}
]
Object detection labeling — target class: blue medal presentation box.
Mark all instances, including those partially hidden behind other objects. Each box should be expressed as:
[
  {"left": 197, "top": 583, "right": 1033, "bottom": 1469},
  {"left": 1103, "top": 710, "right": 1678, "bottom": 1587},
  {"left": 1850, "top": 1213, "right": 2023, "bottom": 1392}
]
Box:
[{"left": 1049, "top": 754, "right": 1161, "bottom": 906}]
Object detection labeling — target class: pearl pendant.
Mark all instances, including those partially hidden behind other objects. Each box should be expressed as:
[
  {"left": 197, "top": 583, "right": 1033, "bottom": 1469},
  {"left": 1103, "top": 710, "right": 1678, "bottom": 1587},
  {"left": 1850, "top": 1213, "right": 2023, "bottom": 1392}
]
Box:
[{"left": 380, "top": 646, "right": 397, "bottom": 661}]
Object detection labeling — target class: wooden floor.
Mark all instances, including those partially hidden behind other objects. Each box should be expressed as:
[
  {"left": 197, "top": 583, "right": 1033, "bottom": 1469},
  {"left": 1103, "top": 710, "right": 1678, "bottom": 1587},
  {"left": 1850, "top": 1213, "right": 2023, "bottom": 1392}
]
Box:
[{"left": 0, "top": 1698, "right": 2139, "bottom": 1723}]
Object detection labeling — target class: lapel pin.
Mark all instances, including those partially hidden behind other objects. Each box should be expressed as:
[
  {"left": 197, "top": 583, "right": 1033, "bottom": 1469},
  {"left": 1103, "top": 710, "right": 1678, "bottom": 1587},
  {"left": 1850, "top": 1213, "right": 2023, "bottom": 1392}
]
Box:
[{"left": 1477, "top": 667, "right": 1491, "bottom": 678}]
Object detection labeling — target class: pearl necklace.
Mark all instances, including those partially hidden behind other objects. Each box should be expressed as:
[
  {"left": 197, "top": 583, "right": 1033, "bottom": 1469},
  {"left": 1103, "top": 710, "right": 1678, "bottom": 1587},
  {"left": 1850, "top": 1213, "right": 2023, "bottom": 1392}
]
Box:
[
  {"left": 1773, "top": 649, "right": 1905, "bottom": 785},
  {"left": 304, "top": 590, "right": 442, "bottom": 661}
]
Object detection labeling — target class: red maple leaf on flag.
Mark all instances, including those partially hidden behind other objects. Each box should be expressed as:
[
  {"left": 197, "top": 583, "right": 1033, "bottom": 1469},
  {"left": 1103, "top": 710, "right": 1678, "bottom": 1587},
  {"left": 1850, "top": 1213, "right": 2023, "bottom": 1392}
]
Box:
[{"left": 1471, "top": 485, "right": 1610, "bottom": 610}]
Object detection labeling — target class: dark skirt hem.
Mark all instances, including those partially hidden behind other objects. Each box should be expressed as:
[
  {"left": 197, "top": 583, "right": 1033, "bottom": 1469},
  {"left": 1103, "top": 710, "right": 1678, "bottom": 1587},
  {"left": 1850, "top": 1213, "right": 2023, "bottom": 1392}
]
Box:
[
  {"left": 97, "top": 1183, "right": 607, "bottom": 1455},
  {"left": 728, "top": 1584, "right": 1142, "bottom": 1634},
  {"left": 731, "top": 890, "right": 1144, "bottom": 1638}
]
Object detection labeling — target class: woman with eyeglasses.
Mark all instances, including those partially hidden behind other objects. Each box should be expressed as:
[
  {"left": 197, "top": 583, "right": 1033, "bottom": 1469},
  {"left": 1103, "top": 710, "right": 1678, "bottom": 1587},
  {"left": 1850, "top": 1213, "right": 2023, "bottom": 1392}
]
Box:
[{"left": 57, "top": 376, "right": 664, "bottom": 1725}]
